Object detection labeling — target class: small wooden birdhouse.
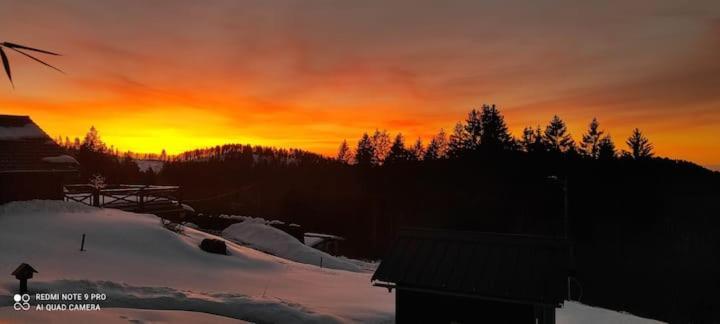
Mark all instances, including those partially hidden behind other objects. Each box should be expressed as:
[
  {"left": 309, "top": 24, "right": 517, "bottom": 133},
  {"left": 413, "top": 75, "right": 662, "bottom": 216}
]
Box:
[{"left": 11, "top": 263, "right": 38, "bottom": 294}]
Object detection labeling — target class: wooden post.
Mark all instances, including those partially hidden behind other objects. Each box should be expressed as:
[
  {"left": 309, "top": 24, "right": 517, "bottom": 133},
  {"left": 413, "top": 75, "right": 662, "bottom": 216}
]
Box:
[
  {"left": 138, "top": 189, "right": 145, "bottom": 212},
  {"left": 80, "top": 234, "right": 86, "bottom": 251},
  {"left": 92, "top": 188, "right": 100, "bottom": 207},
  {"left": 19, "top": 279, "right": 27, "bottom": 294}
]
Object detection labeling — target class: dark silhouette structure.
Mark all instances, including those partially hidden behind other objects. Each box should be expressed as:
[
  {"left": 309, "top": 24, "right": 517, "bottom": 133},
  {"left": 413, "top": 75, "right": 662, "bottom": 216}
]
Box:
[
  {"left": 372, "top": 228, "right": 569, "bottom": 323},
  {"left": 12, "top": 263, "right": 38, "bottom": 294},
  {"left": 0, "top": 115, "right": 79, "bottom": 203}
]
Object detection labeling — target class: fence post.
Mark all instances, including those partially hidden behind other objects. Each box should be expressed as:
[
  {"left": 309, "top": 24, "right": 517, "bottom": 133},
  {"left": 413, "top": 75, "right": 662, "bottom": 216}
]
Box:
[
  {"left": 177, "top": 189, "right": 185, "bottom": 219},
  {"left": 138, "top": 188, "right": 145, "bottom": 212},
  {"left": 92, "top": 188, "right": 100, "bottom": 207},
  {"left": 80, "top": 233, "right": 86, "bottom": 251}
]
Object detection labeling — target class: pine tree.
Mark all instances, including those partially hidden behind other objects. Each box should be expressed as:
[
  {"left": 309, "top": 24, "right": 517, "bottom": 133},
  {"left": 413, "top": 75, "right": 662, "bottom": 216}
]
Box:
[
  {"left": 408, "top": 138, "right": 424, "bottom": 161},
  {"left": 480, "top": 104, "right": 513, "bottom": 151},
  {"left": 424, "top": 129, "right": 448, "bottom": 160},
  {"left": 580, "top": 118, "right": 604, "bottom": 159},
  {"left": 447, "top": 122, "right": 468, "bottom": 158},
  {"left": 626, "top": 128, "right": 653, "bottom": 159},
  {"left": 371, "top": 129, "right": 391, "bottom": 165},
  {"left": 463, "top": 109, "right": 483, "bottom": 151},
  {"left": 337, "top": 139, "right": 353, "bottom": 164},
  {"left": 355, "top": 133, "right": 375, "bottom": 166},
  {"left": 82, "top": 126, "right": 106, "bottom": 152},
  {"left": 519, "top": 126, "right": 547, "bottom": 153},
  {"left": 385, "top": 133, "right": 408, "bottom": 164},
  {"left": 597, "top": 135, "right": 616, "bottom": 160},
  {"left": 543, "top": 115, "right": 574, "bottom": 153}
]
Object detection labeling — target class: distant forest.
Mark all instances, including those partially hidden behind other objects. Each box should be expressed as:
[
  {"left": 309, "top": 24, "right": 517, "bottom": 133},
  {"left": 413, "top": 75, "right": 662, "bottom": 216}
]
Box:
[{"left": 59, "top": 105, "right": 720, "bottom": 323}]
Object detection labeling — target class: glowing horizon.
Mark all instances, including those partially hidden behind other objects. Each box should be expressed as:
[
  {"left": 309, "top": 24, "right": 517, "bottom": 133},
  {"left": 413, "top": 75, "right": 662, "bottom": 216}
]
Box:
[{"left": 1, "top": 1, "right": 719, "bottom": 169}]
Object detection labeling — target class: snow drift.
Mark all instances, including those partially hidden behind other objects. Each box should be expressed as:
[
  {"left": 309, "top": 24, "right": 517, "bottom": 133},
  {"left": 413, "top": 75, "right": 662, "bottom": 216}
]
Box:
[{"left": 222, "top": 219, "right": 361, "bottom": 272}]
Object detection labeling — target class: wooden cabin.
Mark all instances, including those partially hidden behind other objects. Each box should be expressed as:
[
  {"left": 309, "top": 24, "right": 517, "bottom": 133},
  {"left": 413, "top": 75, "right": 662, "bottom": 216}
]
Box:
[
  {"left": 372, "top": 228, "right": 569, "bottom": 324},
  {"left": 0, "top": 115, "right": 79, "bottom": 203}
]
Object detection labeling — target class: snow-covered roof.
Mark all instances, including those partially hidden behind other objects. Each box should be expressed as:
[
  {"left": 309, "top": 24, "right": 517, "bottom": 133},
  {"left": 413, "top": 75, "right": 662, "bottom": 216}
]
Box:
[
  {"left": 0, "top": 115, "right": 49, "bottom": 140},
  {"left": 42, "top": 155, "right": 80, "bottom": 165},
  {"left": 0, "top": 115, "right": 79, "bottom": 173}
]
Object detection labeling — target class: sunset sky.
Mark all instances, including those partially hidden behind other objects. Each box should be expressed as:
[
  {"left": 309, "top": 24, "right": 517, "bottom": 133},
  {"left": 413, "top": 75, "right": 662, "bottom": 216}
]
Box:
[{"left": 1, "top": 0, "right": 719, "bottom": 169}]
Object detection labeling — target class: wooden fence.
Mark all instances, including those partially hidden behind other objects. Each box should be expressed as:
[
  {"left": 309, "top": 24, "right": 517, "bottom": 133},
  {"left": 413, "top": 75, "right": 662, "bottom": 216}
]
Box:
[{"left": 64, "top": 184, "right": 186, "bottom": 215}]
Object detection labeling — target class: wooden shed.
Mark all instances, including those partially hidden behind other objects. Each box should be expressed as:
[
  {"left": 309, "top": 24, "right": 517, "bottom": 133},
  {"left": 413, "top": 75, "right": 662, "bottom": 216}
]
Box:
[
  {"left": 0, "top": 115, "right": 79, "bottom": 203},
  {"left": 372, "top": 228, "right": 569, "bottom": 324}
]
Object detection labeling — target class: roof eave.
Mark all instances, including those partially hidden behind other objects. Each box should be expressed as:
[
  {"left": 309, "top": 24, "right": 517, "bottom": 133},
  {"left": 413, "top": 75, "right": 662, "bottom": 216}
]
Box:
[{"left": 374, "top": 281, "right": 563, "bottom": 307}]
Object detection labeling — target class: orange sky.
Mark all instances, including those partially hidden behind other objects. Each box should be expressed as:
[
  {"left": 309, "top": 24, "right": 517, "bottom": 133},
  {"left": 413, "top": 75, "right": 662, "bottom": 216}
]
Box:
[{"left": 1, "top": 1, "right": 719, "bottom": 169}]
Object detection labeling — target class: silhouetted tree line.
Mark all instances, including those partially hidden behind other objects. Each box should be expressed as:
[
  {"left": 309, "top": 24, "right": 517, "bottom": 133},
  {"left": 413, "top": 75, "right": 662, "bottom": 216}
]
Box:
[
  {"left": 57, "top": 126, "right": 155, "bottom": 184},
  {"left": 341, "top": 104, "right": 654, "bottom": 166}
]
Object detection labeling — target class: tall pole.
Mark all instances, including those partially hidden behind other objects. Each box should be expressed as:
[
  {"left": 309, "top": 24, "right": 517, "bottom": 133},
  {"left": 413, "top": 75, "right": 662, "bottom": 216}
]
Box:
[{"left": 563, "top": 177, "right": 569, "bottom": 239}]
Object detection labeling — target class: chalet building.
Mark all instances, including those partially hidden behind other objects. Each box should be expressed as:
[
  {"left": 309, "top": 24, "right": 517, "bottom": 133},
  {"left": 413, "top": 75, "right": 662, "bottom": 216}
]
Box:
[
  {"left": 0, "top": 115, "right": 79, "bottom": 203},
  {"left": 372, "top": 228, "right": 569, "bottom": 324}
]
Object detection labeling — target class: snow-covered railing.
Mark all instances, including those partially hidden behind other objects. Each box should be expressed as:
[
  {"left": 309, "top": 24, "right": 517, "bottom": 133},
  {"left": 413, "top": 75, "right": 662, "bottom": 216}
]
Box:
[{"left": 64, "top": 184, "right": 185, "bottom": 214}]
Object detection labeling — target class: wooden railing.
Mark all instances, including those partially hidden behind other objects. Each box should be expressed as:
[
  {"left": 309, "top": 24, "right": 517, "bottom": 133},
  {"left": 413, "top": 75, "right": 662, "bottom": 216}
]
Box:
[{"left": 64, "top": 184, "right": 184, "bottom": 214}]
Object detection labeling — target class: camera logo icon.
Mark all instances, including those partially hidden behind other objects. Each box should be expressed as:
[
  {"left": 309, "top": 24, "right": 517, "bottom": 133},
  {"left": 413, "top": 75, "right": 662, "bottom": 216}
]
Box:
[{"left": 13, "top": 294, "right": 30, "bottom": 311}]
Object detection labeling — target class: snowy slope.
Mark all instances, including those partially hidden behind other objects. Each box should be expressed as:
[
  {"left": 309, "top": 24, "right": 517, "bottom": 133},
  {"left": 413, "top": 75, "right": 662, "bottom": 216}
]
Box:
[
  {"left": 0, "top": 201, "right": 393, "bottom": 323},
  {"left": 222, "top": 220, "right": 361, "bottom": 272}
]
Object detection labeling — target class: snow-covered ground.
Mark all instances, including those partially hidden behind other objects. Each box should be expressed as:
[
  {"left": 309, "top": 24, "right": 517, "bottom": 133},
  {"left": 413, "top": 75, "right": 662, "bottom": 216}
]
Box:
[
  {"left": 558, "top": 301, "right": 664, "bottom": 324},
  {"left": 0, "top": 201, "right": 393, "bottom": 323},
  {"left": 0, "top": 200, "right": 665, "bottom": 323}
]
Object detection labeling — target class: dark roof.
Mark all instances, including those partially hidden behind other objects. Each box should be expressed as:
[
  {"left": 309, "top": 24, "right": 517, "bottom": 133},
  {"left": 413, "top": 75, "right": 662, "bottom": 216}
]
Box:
[
  {"left": 0, "top": 115, "right": 78, "bottom": 173},
  {"left": 372, "top": 228, "right": 569, "bottom": 306},
  {"left": 12, "top": 263, "right": 38, "bottom": 276}
]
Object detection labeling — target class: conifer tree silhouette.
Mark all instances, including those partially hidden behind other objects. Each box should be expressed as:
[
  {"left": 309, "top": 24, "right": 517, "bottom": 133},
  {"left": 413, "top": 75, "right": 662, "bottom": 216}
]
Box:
[
  {"left": 626, "top": 128, "right": 654, "bottom": 159},
  {"left": 371, "top": 129, "right": 391, "bottom": 165},
  {"left": 580, "top": 118, "right": 605, "bottom": 159},
  {"left": 480, "top": 104, "right": 514, "bottom": 151},
  {"left": 408, "top": 138, "right": 424, "bottom": 161},
  {"left": 447, "top": 122, "right": 469, "bottom": 158},
  {"left": 424, "top": 129, "right": 448, "bottom": 160},
  {"left": 597, "top": 135, "right": 617, "bottom": 160},
  {"left": 385, "top": 133, "right": 409, "bottom": 164},
  {"left": 355, "top": 133, "right": 375, "bottom": 166},
  {"left": 463, "top": 109, "right": 483, "bottom": 151},
  {"left": 543, "top": 115, "right": 575, "bottom": 153},
  {"left": 337, "top": 139, "right": 353, "bottom": 164}
]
